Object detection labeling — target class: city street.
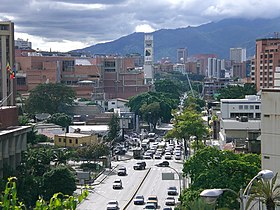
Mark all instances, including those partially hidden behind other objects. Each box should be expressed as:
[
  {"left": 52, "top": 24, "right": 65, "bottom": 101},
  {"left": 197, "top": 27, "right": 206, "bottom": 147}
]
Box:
[{"left": 77, "top": 157, "right": 184, "bottom": 210}]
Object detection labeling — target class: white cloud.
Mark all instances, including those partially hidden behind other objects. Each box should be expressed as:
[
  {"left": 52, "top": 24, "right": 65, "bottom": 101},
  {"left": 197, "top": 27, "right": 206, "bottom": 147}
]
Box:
[{"left": 135, "top": 24, "right": 155, "bottom": 33}]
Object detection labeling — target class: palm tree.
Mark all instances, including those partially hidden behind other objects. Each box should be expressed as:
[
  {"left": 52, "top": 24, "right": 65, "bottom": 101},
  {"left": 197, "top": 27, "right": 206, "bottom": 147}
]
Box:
[{"left": 246, "top": 173, "right": 280, "bottom": 210}]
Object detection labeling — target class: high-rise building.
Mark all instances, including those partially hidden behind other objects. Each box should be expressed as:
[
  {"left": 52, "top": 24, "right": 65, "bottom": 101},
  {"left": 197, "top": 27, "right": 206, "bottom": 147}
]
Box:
[
  {"left": 0, "top": 21, "right": 16, "bottom": 106},
  {"left": 252, "top": 38, "right": 280, "bottom": 91},
  {"left": 230, "top": 48, "right": 246, "bottom": 63},
  {"left": 207, "top": 58, "right": 225, "bottom": 78},
  {"left": 177, "top": 48, "right": 188, "bottom": 64},
  {"left": 143, "top": 34, "right": 154, "bottom": 84}
]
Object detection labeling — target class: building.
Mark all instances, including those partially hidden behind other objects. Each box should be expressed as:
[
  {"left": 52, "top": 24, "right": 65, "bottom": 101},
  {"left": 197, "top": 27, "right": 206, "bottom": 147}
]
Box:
[
  {"left": 143, "top": 34, "right": 154, "bottom": 84},
  {"left": 203, "top": 78, "right": 231, "bottom": 99},
  {"left": 107, "top": 98, "right": 130, "bottom": 112},
  {"left": 177, "top": 48, "right": 188, "bottom": 64},
  {"left": 54, "top": 133, "right": 98, "bottom": 148},
  {"left": 219, "top": 95, "right": 261, "bottom": 152},
  {"left": 261, "top": 88, "right": 280, "bottom": 175},
  {"left": 230, "top": 48, "right": 246, "bottom": 63},
  {"left": 252, "top": 38, "right": 280, "bottom": 91},
  {"left": 207, "top": 58, "right": 225, "bottom": 78},
  {"left": 15, "top": 38, "right": 32, "bottom": 50},
  {"left": 0, "top": 21, "right": 16, "bottom": 105}
]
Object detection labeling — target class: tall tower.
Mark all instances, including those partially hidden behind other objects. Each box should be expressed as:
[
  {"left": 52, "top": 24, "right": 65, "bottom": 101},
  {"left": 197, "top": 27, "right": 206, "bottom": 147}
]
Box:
[
  {"left": 143, "top": 33, "right": 154, "bottom": 84},
  {"left": 0, "top": 21, "right": 15, "bottom": 106},
  {"left": 177, "top": 48, "right": 188, "bottom": 64},
  {"left": 230, "top": 48, "right": 246, "bottom": 63}
]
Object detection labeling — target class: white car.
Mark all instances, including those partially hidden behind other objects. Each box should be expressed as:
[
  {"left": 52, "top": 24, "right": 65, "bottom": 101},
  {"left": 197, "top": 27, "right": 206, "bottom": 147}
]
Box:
[
  {"left": 165, "top": 197, "right": 175, "bottom": 206},
  {"left": 165, "top": 152, "right": 172, "bottom": 160},
  {"left": 113, "top": 179, "right": 122, "bottom": 189},
  {"left": 107, "top": 200, "right": 119, "bottom": 210},
  {"left": 133, "top": 195, "right": 145, "bottom": 205}
]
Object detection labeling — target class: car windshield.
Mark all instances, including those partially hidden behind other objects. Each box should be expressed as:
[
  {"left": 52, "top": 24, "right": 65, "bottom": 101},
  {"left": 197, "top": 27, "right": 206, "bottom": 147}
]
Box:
[
  {"left": 135, "top": 195, "right": 143, "bottom": 199},
  {"left": 108, "top": 201, "right": 117, "bottom": 205}
]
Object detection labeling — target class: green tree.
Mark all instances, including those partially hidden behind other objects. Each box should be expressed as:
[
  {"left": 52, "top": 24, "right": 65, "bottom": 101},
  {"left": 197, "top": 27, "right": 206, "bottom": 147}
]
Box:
[
  {"left": 155, "top": 79, "right": 181, "bottom": 98},
  {"left": 47, "top": 113, "right": 72, "bottom": 128},
  {"left": 107, "top": 114, "right": 120, "bottom": 142},
  {"left": 42, "top": 166, "right": 76, "bottom": 201},
  {"left": 182, "top": 147, "right": 261, "bottom": 209},
  {"left": 166, "top": 107, "right": 208, "bottom": 151},
  {"left": 216, "top": 83, "right": 256, "bottom": 100},
  {"left": 246, "top": 173, "right": 280, "bottom": 210},
  {"left": 25, "top": 83, "right": 75, "bottom": 115},
  {"left": 140, "top": 102, "right": 162, "bottom": 131},
  {"left": 183, "top": 95, "right": 205, "bottom": 112},
  {"left": 76, "top": 143, "right": 110, "bottom": 163}
]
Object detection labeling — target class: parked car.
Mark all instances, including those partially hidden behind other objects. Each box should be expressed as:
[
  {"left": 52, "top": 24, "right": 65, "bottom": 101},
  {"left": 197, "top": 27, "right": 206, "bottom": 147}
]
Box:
[
  {"left": 167, "top": 186, "right": 178, "bottom": 195},
  {"left": 117, "top": 166, "right": 126, "bottom": 176},
  {"left": 107, "top": 200, "right": 119, "bottom": 210},
  {"left": 133, "top": 195, "right": 144, "bottom": 205},
  {"left": 133, "top": 162, "right": 146, "bottom": 170},
  {"left": 156, "top": 161, "right": 170, "bottom": 167},
  {"left": 112, "top": 179, "right": 122, "bottom": 189},
  {"left": 165, "top": 197, "right": 175, "bottom": 206}
]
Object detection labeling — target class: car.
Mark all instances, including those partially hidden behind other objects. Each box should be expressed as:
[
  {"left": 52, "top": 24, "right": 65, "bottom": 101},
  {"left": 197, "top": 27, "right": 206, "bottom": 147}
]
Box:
[
  {"left": 112, "top": 179, "right": 122, "bottom": 189},
  {"left": 175, "top": 155, "right": 181, "bottom": 160},
  {"left": 143, "top": 203, "right": 157, "bottom": 209},
  {"left": 157, "top": 161, "right": 169, "bottom": 167},
  {"left": 143, "top": 154, "right": 152, "bottom": 159},
  {"left": 154, "top": 153, "right": 161, "bottom": 159},
  {"left": 167, "top": 186, "right": 178, "bottom": 195},
  {"left": 163, "top": 207, "right": 173, "bottom": 210},
  {"left": 164, "top": 153, "right": 172, "bottom": 160},
  {"left": 165, "top": 197, "right": 176, "bottom": 206},
  {"left": 117, "top": 167, "right": 126, "bottom": 176},
  {"left": 133, "top": 162, "right": 146, "bottom": 170},
  {"left": 147, "top": 195, "right": 158, "bottom": 208},
  {"left": 106, "top": 200, "right": 119, "bottom": 210},
  {"left": 133, "top": 195, "right": 144, "bottom": 205}
]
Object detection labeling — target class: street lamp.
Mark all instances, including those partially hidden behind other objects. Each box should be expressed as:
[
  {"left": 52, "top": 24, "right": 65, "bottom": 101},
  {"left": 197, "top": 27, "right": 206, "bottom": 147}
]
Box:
[
  {"left": 200, "top": 169, "right": 274, "bottom": 210},
  {"left": 168, "top": 165, "right": 182, "bottom": 194}
]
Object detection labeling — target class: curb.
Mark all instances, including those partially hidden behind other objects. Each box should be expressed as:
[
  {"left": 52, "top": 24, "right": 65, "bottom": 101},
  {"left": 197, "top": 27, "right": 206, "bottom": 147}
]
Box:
[
  {"left": 123, "top": 167, "right": 151, "bottom": 210},
  {"left": 91, "top": 164, "right": 119, "bottom": 186}
]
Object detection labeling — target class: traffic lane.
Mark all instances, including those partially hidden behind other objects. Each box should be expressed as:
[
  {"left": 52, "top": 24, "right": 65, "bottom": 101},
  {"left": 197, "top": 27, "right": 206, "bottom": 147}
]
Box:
[
  {"left": 77, "top": 160, "right": 148, "bottom": 210},
  {"left": 126, "top": 160, "right": 181, "bottom": 210}
]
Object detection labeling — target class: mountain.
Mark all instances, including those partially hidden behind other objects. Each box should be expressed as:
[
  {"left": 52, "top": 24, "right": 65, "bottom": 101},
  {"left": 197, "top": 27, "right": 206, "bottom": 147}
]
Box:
[{"left": 75, "top": 17, "right": 280, "bottom": 62}]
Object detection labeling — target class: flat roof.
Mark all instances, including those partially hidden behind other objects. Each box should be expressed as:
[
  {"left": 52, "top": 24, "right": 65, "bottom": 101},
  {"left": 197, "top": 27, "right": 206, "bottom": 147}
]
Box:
[{"left": 56, "top": 133, "right": 90, "bottom": 138}]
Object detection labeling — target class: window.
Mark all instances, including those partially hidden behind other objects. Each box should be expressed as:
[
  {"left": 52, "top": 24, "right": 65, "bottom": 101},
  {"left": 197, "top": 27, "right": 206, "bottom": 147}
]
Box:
[
  {"left": 239, "top": 105, "right": 243, "bottom": 110},
  {"left": 255, "top": 105, "right": 260, "bottom": 109},
  {"left": 244, "top": 105, "right": 248, "bottom": 109},
  {"left": 250, "top": 105, "right": 254, "bottom": 109},
  {"left": 69, "top": 139, "right": 72, "bottom": 144},
  {"left": 59, "top": 138, "right": 61, "bottom": 142},
  {"left": 76, "top": 139, "right": 78, "bottom": 144},
  {"left": 63, "top": 139, "right": 66, "bottom": 143},
  {"left": 256, "top": 113, "right": 261, "bottom": 118}
]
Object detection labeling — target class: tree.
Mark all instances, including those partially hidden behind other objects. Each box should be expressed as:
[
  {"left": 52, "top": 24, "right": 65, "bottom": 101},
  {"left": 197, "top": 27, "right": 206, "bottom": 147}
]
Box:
[
  {"left": 155, "top": 79, "right": 181, "bottom": 98},
  {"left": 107, "top": 114, "right": 120, "bottom": 142},
  {"left": 166, "top": 107, "right": 208, "bottom": 149},
  {"left": 182, "top": 147, "right": 261, "bottom": 209},
  {"left": 216, "top": 83, "right": 256, "bottom": 100},
  {"left": 42, "top": 166, "right": 76, "bottom": 200},
  {"left": 140, "top": 102, "right": 161, "bottom": 131},
  {"left": 47, "top": 113, "right": 72, "bottom": 128},
  {"left": 246, "top": 173, "right": 280, "bottom": 210},
  {"left": 183, "top": 95, "right": 205, "bottom": 112},
  {"left": 25, "top": 83, "right": 75, "bottom": 115},
  {"left": 76, "top": 143, "right": 110, "bottom": 163}
]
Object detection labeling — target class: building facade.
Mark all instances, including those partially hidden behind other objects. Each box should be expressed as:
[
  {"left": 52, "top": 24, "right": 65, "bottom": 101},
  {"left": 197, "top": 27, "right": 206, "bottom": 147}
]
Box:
[
  {"left": 177, "top": 48, "right": 188, "bottom": 64},
  {"left": 54, "top": 133, "right": 98, "bottom": 148},
  {"left": 252, "top": 38, "right": 280, "bottom": 91},
  {"left": 261, "top": 88, "right": 280, "bottom": 176},
  {"left": 230, "top": 48, "right": 246, "bottom": 63},
  {"left": 207, "top": 58, "right": 225, "bottom": 78}
]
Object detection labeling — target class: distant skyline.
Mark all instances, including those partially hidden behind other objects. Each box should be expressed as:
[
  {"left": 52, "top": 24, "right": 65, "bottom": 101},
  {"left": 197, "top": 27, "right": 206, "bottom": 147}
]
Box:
[{"left": 1, "top": 0, "right": 280, "bottom": 52}]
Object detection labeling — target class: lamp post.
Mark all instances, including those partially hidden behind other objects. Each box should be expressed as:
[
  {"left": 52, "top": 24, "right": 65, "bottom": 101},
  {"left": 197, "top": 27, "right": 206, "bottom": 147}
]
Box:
[
  {"left": 200, "top": 169, "right": 274, "bottom": 210},
  {"left": 168, "top": 165, "right": 182, "bottom": 194}
]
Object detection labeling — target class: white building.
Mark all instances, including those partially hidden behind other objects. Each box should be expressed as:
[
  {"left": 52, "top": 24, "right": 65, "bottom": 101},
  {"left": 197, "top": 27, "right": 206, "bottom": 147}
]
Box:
[
  {"left": 230, "top": 48, "right": 246, "bottom": 63},
  {"left": 107, "top": 98, "right": 130, "bottom": 112},
  {"left": 207, "top": 58, "right": 225, "bottom": 78},
  {"left": 15, "top": 38, "right": 32, "bottom": 49},
  {"left": 261, "top": 88, "right": 280, "bottom": 176},
  {"left": 173, "top": 63, "right": 186, "bottom": 74},
  {"left": 219, "top": 95, "right": 261, "bottom": 144},
  {"left": 143, "top": 34, "right": 154, "bottom": 84}
]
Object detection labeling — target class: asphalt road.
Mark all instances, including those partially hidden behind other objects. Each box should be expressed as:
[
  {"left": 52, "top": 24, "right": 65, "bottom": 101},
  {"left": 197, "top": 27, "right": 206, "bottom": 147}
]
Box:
[{"left": 77, "top": 157, "right": 184, "bottom": 210}]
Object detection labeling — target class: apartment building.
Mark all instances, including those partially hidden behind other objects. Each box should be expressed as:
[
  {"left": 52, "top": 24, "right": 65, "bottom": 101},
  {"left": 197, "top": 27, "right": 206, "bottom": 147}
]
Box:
[
  {"left": 261, "top": 88, "right": 280, "bottom": 176},
  {"left": 230, "top": 48, "right": 246, "bottom": 63},
  {"left": 219, "top": 95, "right": 261, "bottom": 152},
  {"left": 177, "top": 48, "right": 188, "bottom": 64},
  {"left": 252, "top": 38, "right": 280, "bottom": 91}
]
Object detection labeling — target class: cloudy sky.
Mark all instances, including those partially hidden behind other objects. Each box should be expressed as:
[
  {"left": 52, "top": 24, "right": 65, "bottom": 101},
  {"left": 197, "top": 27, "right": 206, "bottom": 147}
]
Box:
[{"left": 1, "top": 0, "right": 280, "bottom": 52}]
